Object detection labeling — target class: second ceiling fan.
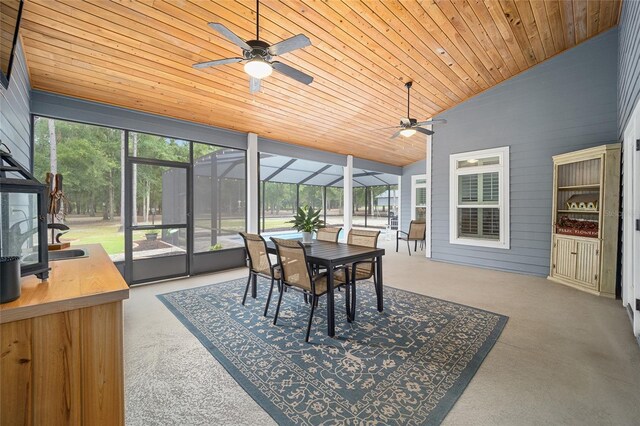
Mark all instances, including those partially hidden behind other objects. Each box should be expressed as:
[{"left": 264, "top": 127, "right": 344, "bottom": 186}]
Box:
[
  {"left": 193, "top": 0, "right": 313, "bottom": 93},
  {"left": 387, "top": 82, "right": 446, "bottom": 139}
]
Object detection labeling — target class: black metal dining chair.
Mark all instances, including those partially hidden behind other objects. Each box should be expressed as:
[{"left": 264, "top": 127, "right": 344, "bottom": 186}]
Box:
[
  {"left": 315, "top": 227, "right": 342, "bottom": 242},
  {"left": 270, "top": 237, "right": 353, "bottom": 342},
  {"left": 334, "top": 229, "right": 381, "bottom": 321},
  {"left": 396, "top": 220, "right": 426, "bottom": 256},
  {"left": 239, "top": 232, "right": 281, "bottom": 317}
]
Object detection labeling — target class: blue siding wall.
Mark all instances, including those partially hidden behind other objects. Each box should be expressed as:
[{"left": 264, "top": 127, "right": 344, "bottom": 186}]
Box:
[
  {"left": 618, "top": 0, "right": 640, "bottom": 137},
  {"left": 426, "top": 29, "right": 618, "bottom": 276},
  {"left": 0, "top": 40, "right": 30, "bottom": 169},
  {"left": 31, "top": 91, "right": 247, "bottom": 150}
]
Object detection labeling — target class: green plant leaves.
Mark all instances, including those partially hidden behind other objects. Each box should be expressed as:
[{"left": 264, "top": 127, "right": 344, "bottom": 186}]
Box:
[{"left": 287, "top": 205, "right": 325, "bottom": 232}]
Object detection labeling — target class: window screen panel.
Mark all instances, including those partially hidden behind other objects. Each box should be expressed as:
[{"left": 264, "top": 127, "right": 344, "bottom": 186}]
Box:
[
  {"left": 458, "top": 208, "right": 478, "bottom": 237},
  {"left": 481, "top": 172, "right": 499, "bottom": 203},
  {"left": 459, "top": 174, "right": 479, "bottom": 203},
  {"left": 481, "top": 208, "right": 500, "bottom": 239},
  {"left": 415, "top": 187, "right": 427, "bottom": 206}
]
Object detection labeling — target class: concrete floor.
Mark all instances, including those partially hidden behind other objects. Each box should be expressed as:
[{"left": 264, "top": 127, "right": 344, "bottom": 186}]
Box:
[{"left": 124, "top": 239, "right": 640, "bottom": 425}]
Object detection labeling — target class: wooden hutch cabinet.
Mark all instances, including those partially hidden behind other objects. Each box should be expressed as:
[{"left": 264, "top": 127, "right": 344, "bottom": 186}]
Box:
[{"left": 548, "top": 144, "right": 621, "bottom": 297}]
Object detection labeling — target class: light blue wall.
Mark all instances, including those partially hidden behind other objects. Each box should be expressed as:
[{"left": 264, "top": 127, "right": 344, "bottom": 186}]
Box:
[
  {"left": 0, "top": 41, "right": 30, "bottom": 170},
  {"left": 618, "top": 0, "right": 640, "bottom": 316},
  {"left": 31, "top": 90, "right": 247, "bottom": 151},
  {"left": 419, "top": 29, "right": 618, "bottom": 276},
  {"left": 618, "top": 0, "right": 640, "bottom": 137}
]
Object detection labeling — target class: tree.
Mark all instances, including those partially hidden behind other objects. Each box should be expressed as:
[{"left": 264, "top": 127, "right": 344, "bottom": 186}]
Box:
[
  {"left": 33, "top": 119, "right": 123, "bottom": 219},
  {"left": 132, "top": 133, "right": 138, "bottom": 225},
  {"left": 48, "top": 119, "right": 57, "bottom": 174}
]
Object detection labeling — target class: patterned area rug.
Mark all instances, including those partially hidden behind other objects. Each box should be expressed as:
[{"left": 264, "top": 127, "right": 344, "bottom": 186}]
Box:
[{"left": 158, "top": 278, "right": 507, "bottom": 425}]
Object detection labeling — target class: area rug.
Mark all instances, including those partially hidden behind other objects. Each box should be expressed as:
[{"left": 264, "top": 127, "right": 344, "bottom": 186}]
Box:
[{"left": 158, "top": 278, "right": 508, "bottom": 425}]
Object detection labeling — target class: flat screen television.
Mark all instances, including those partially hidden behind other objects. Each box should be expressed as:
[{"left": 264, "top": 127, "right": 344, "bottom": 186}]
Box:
[{"left": 0, "top": 0, "right": 24, "bottom": 90}]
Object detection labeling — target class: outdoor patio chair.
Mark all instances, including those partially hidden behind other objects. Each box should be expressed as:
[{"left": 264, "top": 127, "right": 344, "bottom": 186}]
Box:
[
  {"left": 270, "top": 237, "right": 353, "bottom": 342},
  {"left": 239, "top": 232, "right": 281, "bottom": 317},
  {"left": 334, "top": 229, "right": 380, "bottom": 321},
  {"left": 311, "top": 227, "right": 342, "bottom": 278},
  {"left": 396, "top": 220, "right": 426, "bottom": 256},
  {"left": 315, "top": 227, "right": 342, "bottom": 242}
]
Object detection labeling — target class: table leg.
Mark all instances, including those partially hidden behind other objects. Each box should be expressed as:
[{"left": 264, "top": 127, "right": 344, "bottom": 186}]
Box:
[
  {"left": 251, "top": 274, "right": 257, "bottom": 299},
  {"left": 326, "top": 262, "right": 335, "bottom": 337},
  {"left": 376, "top": 255, "right": 383, "bottom": 312}
]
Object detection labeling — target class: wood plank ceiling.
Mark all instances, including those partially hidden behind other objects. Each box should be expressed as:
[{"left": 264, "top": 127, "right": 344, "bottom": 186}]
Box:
[{"left": 20, "top": 0, "right": 621, "bottom": 166}]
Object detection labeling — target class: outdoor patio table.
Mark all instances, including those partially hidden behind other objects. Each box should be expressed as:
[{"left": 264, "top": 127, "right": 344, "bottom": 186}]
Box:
[{"left": 265, "top": 239, "right": 385, "bottom": 337}]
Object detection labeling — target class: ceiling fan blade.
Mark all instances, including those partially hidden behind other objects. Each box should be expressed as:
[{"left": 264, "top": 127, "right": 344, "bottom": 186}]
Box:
[
  {"left": 208, "top": 23, "right": 252, "bottom": 51},
  {"left": 416, "top": 118, "right": 447, "bottom": 126},
  {"left": 249, "top": 77, "right": 261, "bottom": 93},
  {"left": 390, "top": 130, "right": 402, "bottom": 140},
  {"left": 268, "top": 34, "right": 312, "bottom": 56},
  {"left": 377, "top": 126, "right": 402, "bottom": 130},
  {"left": 272, "top": 62, "right": 313, "bottom": 85},
  {"left": 415, "top": 127, "right": 435, "bottom": 136},
  {"left": 192, "top": 57, "right": 243, "bottom": 69}
]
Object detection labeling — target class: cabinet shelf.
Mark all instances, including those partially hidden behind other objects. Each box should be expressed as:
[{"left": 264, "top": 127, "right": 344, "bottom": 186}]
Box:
[
  {"left": 557, "top": 209, "right": 599, "bottom": 214},
  {"left": 550, "top": 144, "right": 621, "bottom": 297},
  {"left": 557, "top": 184, "right": 600, "bottom": 190}
]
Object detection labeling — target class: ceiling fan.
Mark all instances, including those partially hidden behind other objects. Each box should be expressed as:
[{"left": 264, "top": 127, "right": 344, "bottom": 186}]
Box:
[
  {"left": 386, "top": 82, "right": 447, "bottom": 139},
  {"left": 192, "top": 0, "right": 313, "bottom": 93}
]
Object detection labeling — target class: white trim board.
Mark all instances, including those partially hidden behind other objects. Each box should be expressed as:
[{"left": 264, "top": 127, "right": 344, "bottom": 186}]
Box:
[
  {"left": 425, "top": 130, "right": 433, "bottom": 258},
  {"left": 449, "top": 146, "right": 510, "bottom": 249},
  {"left": 622, "top": 98, "right": 640, "bottom": 338}
]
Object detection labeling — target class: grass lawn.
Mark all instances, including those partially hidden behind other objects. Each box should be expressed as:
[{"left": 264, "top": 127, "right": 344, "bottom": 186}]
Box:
[
  {"left": 60, "top": 221, "right": 146, "bottom": 255},
  {"left": 60, "top": 216, "right": 303, "bottom": 255}
]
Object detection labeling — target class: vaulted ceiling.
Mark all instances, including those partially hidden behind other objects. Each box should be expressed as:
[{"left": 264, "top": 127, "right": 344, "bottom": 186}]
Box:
[{"left": 20, "top": 0, "right": 621, "bottom": 166}]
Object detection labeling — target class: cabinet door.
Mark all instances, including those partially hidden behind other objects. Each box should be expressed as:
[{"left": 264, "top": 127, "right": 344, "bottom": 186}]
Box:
[
  {"left": 553, "top": 236, "right": 576, "bottom": 280},
  {"left": 575, "top": 239, "right": 600, "bottom": 289}
]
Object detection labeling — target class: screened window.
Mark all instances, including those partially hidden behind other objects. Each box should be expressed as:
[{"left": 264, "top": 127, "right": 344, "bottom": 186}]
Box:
[
  {"left": 33, "top": 117, "right": 126, "bottom": 261},
  {"left": 193, "top": 143, "right": 246, "bottom": 253},
  {"left": 325, "top": 187, "right": 343, "bottom": 226},
  {"left": 411, "top": 175, "right": 427, "bottom": 221},
  {"left": 449, "top": 147, "right": 509, "bottom": 249}
]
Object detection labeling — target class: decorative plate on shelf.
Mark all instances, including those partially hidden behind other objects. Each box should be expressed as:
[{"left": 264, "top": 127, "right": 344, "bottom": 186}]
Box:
[{"left": 566, "top": 193, "right": 599, "bottom": 211}]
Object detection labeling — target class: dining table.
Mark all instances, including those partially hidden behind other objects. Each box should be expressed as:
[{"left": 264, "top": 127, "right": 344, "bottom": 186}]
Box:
[{"left": 264, "top": 238, "right": 385, "bottom": 337}]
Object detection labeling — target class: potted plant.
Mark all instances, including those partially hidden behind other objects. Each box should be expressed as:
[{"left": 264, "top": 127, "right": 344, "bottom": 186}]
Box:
[
  {"left": 145, "top": 231, "right": 158, "bottom": 241},
  {"left": 288, "top": 205, "right": 324, "bottom": 244}
]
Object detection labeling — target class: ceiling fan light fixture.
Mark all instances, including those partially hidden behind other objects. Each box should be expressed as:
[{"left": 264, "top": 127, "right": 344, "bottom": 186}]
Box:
[
  {"left": 244, "top": 58, "right": 273, "bottom": 79},
  {"left": 400, "top": 128, "right": 416, "bottom": 137}
]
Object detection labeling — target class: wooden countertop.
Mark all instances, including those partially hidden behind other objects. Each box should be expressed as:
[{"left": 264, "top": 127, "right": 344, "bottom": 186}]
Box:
[{"left": 0, "top": 244, "right": 129, "bottom": 323}]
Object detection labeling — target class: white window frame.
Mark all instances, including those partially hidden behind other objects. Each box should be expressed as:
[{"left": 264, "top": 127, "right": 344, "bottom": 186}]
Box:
[
  {"left": 449, "top": 146, "right": 510, "bottom": 249},
  {"left": 411, "top": 174, "right": 427, "bottom": 221}
]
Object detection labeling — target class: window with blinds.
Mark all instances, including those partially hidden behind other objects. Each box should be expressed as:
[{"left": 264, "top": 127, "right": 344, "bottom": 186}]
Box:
[
  {"left": 450, "top": 147, "right": 509, "bottom": 248},
  {"left": 412, "top": 174, "right": 428, "bottom": 221}
]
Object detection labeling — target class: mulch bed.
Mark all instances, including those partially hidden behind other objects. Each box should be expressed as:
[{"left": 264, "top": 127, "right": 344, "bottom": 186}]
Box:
[{"left": 132, "top": 239, "right": 173, "bottom": 252}]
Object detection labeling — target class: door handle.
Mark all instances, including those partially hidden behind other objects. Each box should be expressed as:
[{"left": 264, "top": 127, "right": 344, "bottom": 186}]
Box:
[{"left": 570, "top": 251, "right": 577, "bottom": 255}]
